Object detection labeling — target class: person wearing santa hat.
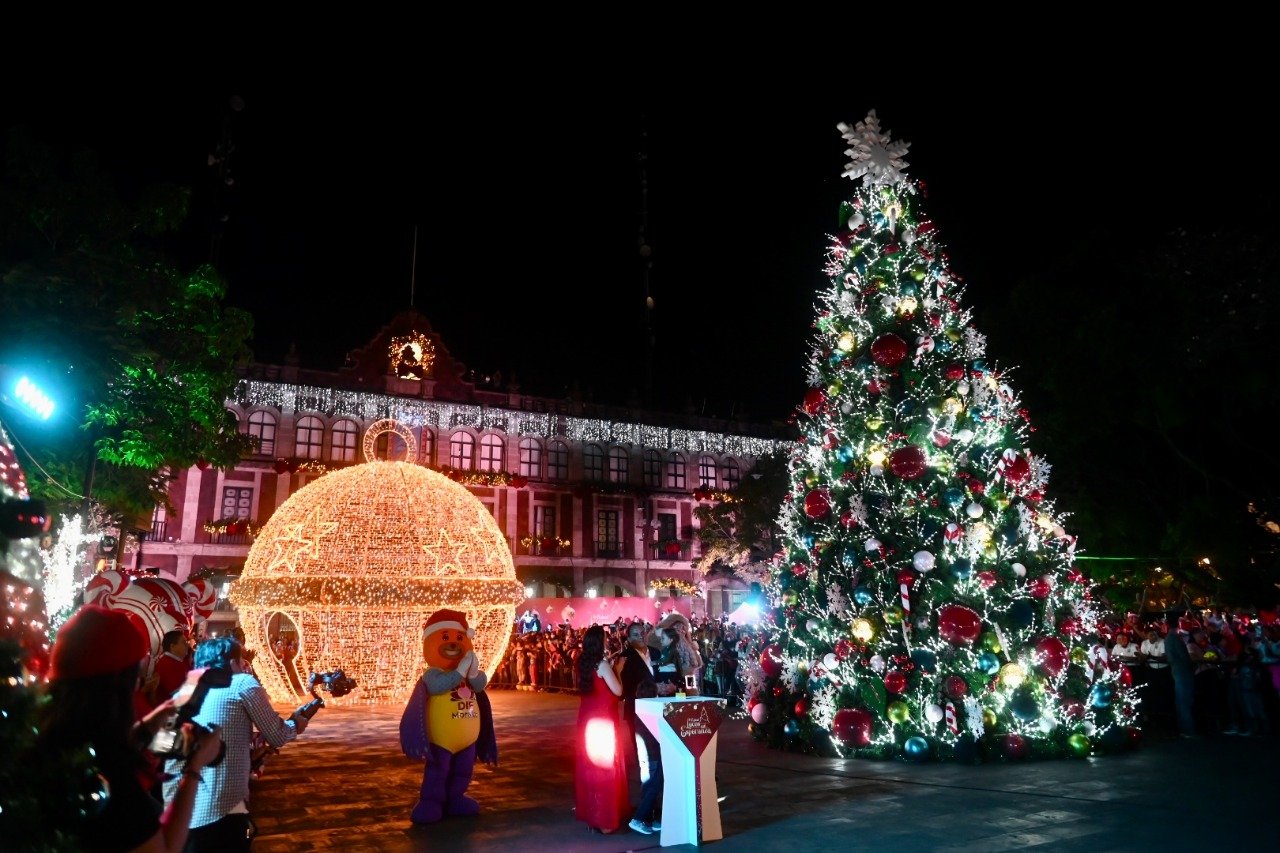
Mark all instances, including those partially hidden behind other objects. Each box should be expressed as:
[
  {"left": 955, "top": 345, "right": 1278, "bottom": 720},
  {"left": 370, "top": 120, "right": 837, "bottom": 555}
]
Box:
[
  {"left": 36, "top": 605, "right": 223, "bottom": 852},
  {"left": 400, "top": 609, "right": 498, "bottom": 824}
]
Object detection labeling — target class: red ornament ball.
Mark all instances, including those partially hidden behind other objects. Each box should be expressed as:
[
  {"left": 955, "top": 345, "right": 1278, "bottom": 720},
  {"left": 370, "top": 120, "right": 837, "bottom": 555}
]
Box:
[
  {"left": 968, "top": 480, "right": 985, "bottom": 495},
  {"left": 759, "top": 644, "right": 785, "bottom": 679},
  {"left": 839, "top": 510, "right": 857, "bottom": 529},
  {"left": 976, "top": 570, "right": 997, "bottom": 589},
  {"left": 943, "top": 363, "right": 965, "bottom": 381},
  {"left": 831, "top": 707, "right": 874, "bottom": 747},
  {"left": 870, "top": 334, "right": 909, "bottom": 367},
  {"left": 771, "top": 685, "right": 785, "bottom": 698},
  {"left": 1003, "top": 453, "right": 1031, "bottom": 484},
  {"left": 1035, "top": 636, "right": 1069, "bottom": 678},
  {"left": 802, "top": 388, "right": 827, "bottom": 416},
  {"left": 834, "top": 639, "right": 853, "bottom": 661},
  {"left": 896, "top": 568, "right": 916, "bottom": 587},
  {"left": 937, "top": 604, "right": 982, "bottom": 646},
  {"left": 1003, "top": 733, "right": 1028, "bottom": 760},
  {"left": 943, "top": 675, "right": 969, "bottom": 700},
  {"left": 1029, "top": 575, "right": 1054, "bottom": 599},
  {"left": 792, "top": 563, "right": 808, "bottom": 578},
  {"left": 804, "top": 488, "right": 832, "bottom": 519},
  {"left": 1118, "top": 665, "right": 1134, "bottom": 688},
  {"left": 889, "top": 446, "right": 927, "bottom": 480},
  {"left": 883, "top": 670, "right": 907, "bottom": 694},
  {"left": 794, "top": 699, "right": 809, "bottom": 718},
  {"left": 1062, "top": 699, "right": 1086, "bottom": 721}
]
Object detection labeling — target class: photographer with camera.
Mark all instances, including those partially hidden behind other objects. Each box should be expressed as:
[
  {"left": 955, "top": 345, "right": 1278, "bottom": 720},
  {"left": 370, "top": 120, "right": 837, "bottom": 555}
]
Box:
[
  {"left": 161, "top": 636, "right": 310, "bottom": 851},
  {"left": 36, "top": 605, "right": 224, "bottom": 852}
]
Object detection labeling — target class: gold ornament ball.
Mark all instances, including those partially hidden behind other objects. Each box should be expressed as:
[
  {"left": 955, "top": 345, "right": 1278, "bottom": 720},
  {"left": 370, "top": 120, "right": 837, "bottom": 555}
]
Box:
[
  {"left": 982, "top": 708, "right": 998, "bottom": 729},
  {"left": 1070, "top": 647, "right": 1088, "bottom": 664},
  {"left": 883, "top": 605, "right": 905, "bottom": 626},
  {"left": 229, "top": 461, "right": 523, "bottom": 705},
  {"left": 887, "top": 700, "right": 910, "bottom": 724}
]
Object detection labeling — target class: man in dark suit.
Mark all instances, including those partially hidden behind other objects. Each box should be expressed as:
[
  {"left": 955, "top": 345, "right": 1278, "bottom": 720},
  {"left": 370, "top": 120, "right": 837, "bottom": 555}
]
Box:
[{"left": 616, "top": 621, "right": 663, "bottom": 835}]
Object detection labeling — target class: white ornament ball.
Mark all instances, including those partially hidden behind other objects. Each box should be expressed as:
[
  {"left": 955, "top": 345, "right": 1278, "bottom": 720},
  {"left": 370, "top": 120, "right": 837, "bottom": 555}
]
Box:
[
  {"left": 901, "top": 227, "right": 916, "bottom": 245},
  {"left": 751, "top": 703, "right": 768, "bottom": 724},
  {"left": 869, "top": 654, "right": 886, "bottom": 673},
  {"left": 925, "top": 703, "right": 945, "bottom": 723},
  {"left": 865, "top": 538, "right": 882, "bottom": 553},
  {"left": 1012, "top": 562, "right": 1027, "bottom": 577},
  {"left": 955, "top": 429, "right": 975, "bottom": 444},
  {"left": 823, "top": 653, "right": 838, "bottom": 670},
  {"left": 1038, "top": 716, "right": 1056, "bottom": 734},
  {"left": 841, "top": 401, "right": 855, "bottom": 414},
  {"left": 848, "top": 212, "right": 865, "bottom": 230},
  {"left": 869, "top": 464, "right": 885, "bottom": 477},
  {"left": 1081, "top": 721, "right": 1096, "bottom": 737},
  {"left": 912, "top": 550, "right": 936, "bottom": 572},
  {"left": 957, "top": 382, "right": 970, "bottom": 396},
  {"left": 840, "top": 290, "right": 856, "bottom": 306},
  {"left": 965, "top": 502, "right": 984, "bottom": 519},
  {"left": 806, "top": 618, "right": 820, "bottom": 633}
]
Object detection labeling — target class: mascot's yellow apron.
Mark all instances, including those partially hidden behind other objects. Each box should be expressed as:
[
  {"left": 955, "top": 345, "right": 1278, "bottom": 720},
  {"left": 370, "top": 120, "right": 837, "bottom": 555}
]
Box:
[{"left": 428, "top": 687, "right": 481, "bottom": 753}]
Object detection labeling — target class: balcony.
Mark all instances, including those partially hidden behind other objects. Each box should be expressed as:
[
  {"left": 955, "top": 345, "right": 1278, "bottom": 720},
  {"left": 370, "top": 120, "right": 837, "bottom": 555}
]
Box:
[
  {"left": 651, "top": 540, "right": 691, "bottom": 560},
  {"left": 522, "top": 536, "right": 570, "bottom": 557}
]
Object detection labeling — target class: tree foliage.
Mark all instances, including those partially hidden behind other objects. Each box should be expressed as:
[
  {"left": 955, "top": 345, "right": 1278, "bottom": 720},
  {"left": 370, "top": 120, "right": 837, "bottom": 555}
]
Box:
[
  {"left": 0, "top": 126, "right": 254, "bottom": 521},
  {"left": 693, "top": 452, "right": 787, "bottom": 574}
]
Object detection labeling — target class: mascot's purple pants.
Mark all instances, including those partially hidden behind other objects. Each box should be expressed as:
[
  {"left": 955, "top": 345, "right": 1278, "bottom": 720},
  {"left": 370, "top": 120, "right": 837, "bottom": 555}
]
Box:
[{"left": 411, "top": 742, "right": 479, "bottom": 823}]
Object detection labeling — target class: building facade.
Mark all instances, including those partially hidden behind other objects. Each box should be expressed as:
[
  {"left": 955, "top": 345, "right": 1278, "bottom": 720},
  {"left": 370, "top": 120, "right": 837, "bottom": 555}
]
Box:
[{"left": 135, "top": 310, "right": 790, "bottom": 631}]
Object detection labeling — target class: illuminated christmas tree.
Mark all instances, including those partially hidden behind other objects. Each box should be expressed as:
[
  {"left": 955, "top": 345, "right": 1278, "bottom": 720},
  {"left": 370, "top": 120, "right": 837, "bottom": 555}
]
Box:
[{"left": 746, "top": 112, "right": 1138, "bottom": 762}]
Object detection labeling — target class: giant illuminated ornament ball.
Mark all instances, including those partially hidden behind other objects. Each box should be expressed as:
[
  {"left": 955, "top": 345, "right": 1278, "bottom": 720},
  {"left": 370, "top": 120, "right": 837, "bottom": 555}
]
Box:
[{"left": 230, "top": 422, "right": 523, "bottom": 705}]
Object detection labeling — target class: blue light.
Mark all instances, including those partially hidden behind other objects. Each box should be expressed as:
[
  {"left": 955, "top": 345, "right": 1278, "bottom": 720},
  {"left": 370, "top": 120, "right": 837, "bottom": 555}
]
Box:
[{"left": 15, "top": 376, "right": 55, "bottom": 420}]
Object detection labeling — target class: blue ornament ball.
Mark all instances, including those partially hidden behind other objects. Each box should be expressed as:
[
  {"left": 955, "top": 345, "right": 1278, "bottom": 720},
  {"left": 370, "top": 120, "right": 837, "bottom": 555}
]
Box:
[
  {"left": 910, "top": 648, "right": 937, "bottom": 672},
  {"left": 935, "top": 338, "right": 952, "bottom": 354},
  {"left": 784, "top": 720, "right": 800, "bottom": 737},
  {"left": 1009, "top": 600, "right": 1035, "bottom": 629},
  {"left": 1010, "top": 690, "right": 1039, "bottom": 722},
  {"left": 837, "top": 445, "right": 856, "bottom": 462},
  {"left": 853, "top": 586, "right": 874, "bottom": 606},
  {"left": 944, "top": 487, "right": 965, "bottom": 509},
  {"left": 904, "top": 736, "right": 931, "bottom": 761},
  {"left": 950, "top": 558, "right": 972, "bottom": 580},
  {"left": 976, "top": 651, "right": 1000, "bottom": 675},
  {"left": 1090, "top": 683, "right": 1114, "bottom": 709}
]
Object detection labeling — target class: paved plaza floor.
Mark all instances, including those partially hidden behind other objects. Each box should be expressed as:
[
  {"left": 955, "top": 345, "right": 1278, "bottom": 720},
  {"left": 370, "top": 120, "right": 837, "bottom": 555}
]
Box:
[{"left": 248, "top": 689, "right": 1277, "bottom": 852}]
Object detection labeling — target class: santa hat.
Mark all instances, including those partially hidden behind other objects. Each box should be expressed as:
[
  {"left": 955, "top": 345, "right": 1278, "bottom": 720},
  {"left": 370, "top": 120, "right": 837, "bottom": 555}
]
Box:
[
  {"left": 423, "top": 608, "right": 473, "bottom": 638},
  {"left": 49, "top": 605, "right": 150, "bottom": 681}
]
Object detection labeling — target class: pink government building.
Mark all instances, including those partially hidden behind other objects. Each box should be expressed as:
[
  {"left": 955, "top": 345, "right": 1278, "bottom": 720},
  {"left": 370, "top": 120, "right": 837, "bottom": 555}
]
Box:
[{"left": 130, "top": 309, "right": 788, "bottom": 634}]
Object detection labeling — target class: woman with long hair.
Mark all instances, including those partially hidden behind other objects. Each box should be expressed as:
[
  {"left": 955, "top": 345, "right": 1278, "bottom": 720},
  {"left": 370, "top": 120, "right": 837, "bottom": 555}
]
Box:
[
  {"left": 574, "top": 624, "right": 629, "bottom": 834},
  {"left": 35, "top": 605, "right": 222, "bottom": 852}
]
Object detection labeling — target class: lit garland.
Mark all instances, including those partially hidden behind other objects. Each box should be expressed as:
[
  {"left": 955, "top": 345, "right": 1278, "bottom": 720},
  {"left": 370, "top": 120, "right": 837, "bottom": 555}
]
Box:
[
  {"left": 39, "top": 514, "right": 92, "bottom": 632},
  {"left": 235, "top": 379, "right": 788, "bottom": 458},
  {"left": 202, "top": 518, "right": 262, "bottom": 538},
  {"left": 649, "top": 577, "right": 701, "bottom": 598},
  {"left": 748, "top": 113, "right": 1138, "bottom": 762},
  {"left": 519, "top": 536, "right": 571, "bottom": 552},
  {"left": 228, "top": 459, "right": 524, "bottom": 705},
  {"left": 388, "top": 332, "right": 437, "bottom": 379}
]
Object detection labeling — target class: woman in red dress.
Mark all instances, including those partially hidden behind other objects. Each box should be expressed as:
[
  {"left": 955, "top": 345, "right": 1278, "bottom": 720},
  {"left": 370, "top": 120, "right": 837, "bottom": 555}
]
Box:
[{"left": 575, "top": 624, "right": 629, "bottom": 833}]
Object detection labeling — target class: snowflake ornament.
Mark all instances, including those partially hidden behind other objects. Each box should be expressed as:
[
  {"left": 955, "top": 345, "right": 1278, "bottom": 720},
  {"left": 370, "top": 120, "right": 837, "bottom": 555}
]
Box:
[{"left": 838, "top": 111, "right": 911, "bottom": 188}]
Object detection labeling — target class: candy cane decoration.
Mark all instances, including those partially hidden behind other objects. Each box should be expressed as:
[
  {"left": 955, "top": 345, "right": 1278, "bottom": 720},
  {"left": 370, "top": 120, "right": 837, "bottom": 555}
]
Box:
[
  {"left": 992, "top": 623, "right": 1011, "bottom": 662},
  {"left": 945, "top": 701, "right": 959, "bottom": 735}
]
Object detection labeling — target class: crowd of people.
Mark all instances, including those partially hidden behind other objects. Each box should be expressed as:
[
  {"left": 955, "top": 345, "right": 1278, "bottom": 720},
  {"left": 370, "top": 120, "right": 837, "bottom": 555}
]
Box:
[
  {"left": 1103, "top": 608, "right": 1280, "bottom": 738},
  {"left": 492, "top": 612, "right": 747, "bottom": 706}
]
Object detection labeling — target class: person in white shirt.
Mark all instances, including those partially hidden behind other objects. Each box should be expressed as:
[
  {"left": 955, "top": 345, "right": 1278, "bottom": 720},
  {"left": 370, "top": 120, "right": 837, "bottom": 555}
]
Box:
[
  {"left": 1111, "top": 633, "right": 1139, "bottom": 665},
  {"left": 1139, "top": 628, "right": 1166, "bottom": 669}
]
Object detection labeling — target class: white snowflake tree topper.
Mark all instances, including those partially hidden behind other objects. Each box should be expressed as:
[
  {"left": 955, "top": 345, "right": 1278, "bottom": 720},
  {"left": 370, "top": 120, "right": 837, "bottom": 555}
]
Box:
[{"left": 837, "top": 110, "right": 911, "bottom": 188}]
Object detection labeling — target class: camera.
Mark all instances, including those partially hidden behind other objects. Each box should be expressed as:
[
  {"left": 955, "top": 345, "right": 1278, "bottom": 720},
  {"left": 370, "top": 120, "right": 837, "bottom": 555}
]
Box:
[
  {"left": 295, "top": 669, "right": 358, "bottom": 720},
  {"left": 149, "top": 667, "right": 230, "bottom": 766}
]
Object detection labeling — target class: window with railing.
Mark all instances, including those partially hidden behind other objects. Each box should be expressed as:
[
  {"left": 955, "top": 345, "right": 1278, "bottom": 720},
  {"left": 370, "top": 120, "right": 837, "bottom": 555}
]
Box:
[
  {"left": 478, "top": 433, "right": 505, "bottom": 472},
  {"left": 213, "top": 487, "right": 254, "bottom": 544},
  {"left": 723, "top": 457, "right": 741, "bottom": 489},
  {"left": 295, "top": 416, "right": 324, "bottom": 459},
  {"left": 331, "top": 419, "right": 358, "bottom": 463},
  {"left": 519, "top": 438, "right": 543, "bottom": 479},
  {"left": 146, "top": 504, "right": 167, "bottom": 541},
  {"left": 418, "top": 427, "right": 435, "bottom": 466},
  {"left": 245, "top": 410, "right": 276, "bottom": 456},
  {"left": 596, "top": 510, "right": 620, "bottom": 558}
]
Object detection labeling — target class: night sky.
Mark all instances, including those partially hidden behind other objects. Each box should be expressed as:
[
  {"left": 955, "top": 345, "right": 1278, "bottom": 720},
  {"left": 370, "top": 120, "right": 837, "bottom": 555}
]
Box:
[{"left": 5, "top": 59, "right": 1274, "bottom": 425}]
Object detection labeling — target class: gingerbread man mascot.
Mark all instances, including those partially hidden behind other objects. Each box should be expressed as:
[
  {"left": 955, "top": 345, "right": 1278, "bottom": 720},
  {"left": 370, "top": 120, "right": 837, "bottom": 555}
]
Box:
[{"left": 400, "top": 609, "right": 497, "bottom": 824}]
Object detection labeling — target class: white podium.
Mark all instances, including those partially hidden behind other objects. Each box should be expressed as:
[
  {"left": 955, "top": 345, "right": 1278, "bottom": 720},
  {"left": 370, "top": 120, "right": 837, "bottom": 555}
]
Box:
[{"left": 636, "top": 696, "right": 726, "bottom": 847}]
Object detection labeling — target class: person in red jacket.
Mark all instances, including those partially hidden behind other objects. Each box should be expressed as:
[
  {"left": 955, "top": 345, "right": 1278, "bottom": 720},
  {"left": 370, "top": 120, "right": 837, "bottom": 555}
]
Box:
[{"left": 152, "top": 629, "right": 192, "bottom": 703}]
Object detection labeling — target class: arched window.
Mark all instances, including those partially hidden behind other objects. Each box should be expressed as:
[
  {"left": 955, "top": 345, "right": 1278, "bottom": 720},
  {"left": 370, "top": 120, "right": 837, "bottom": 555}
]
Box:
[
  {"left": 607, "top": 447, "right": 629, "bottom": 483},
  {"left": 584, "top": 444, "right": 605, "bottom": 481},
  {"left": 665, "top": 453, "right": 686, "bottom": 490},
  {"left": 449, "top": 431, "right": 475, "bottom": 470},
  {"left": 519, "top": 438, "right": 543, "bottom": 479},
  {"left": 294, "top": 416, "right": 324, "bottom": 459},
  {"left": 698, "top": 454, "right": 717, "bottom": 489},
  {"left": 723, "top": 457, "right": 741, "bottom": 489},
  {"left": 547, "top": 441, "right": 569, "bottom": 480},
  {"left": 642, "top": 450, "right": 662, "bottom": 488},
  {"left": 330, "top": 419, "right": 358, "bottom": 463},
  {"left": 245, "top": 411, "right": 277, "bottom": 456},
  {"left": 418, "top": 428, "right": 436, "bottom": 466},
  {"left": 478, "top": 434, "right": 505, "bottom": 472}
]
